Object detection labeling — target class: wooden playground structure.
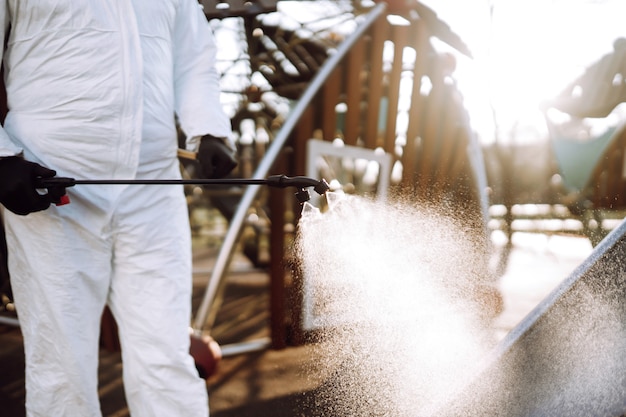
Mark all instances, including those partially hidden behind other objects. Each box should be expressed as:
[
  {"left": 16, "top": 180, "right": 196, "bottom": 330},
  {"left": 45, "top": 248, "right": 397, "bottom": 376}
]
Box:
[
  {"left": 1, "top": 2, "right": 626, "bottom": 416},
  {"left": 191, "top": 0, "right": 626, "bottom": 353},
  {"left": 1, "top": 0, "right": 626, "bottom": 376},
  {"left": 184, "top": 0, "right": 494, "bottom": 352}
]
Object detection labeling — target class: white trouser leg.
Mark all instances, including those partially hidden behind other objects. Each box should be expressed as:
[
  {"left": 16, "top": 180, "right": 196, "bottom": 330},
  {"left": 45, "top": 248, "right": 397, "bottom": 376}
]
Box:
[
  {"left": 6, "top": 201, "right": 113, "bottom": 417},
  {"left": 107, "top": 170, "right": 208, "bottom": 416}
]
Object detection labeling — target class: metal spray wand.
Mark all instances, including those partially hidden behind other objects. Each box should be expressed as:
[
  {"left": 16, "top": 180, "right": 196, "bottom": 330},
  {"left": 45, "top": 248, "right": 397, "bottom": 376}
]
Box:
[{"left": 37, "top": 174, "right": 330, "bottom": 204}]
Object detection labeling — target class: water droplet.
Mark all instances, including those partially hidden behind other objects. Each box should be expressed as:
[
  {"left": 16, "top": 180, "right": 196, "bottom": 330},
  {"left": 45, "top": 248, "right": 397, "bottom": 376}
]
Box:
[
  {"left": 294, "top": 194, "right": 493, "bottom": 416},
  {"left": 325, "top": 190, "right": 346, "bottom": 210},
  {"left": 301, "top": 201, "right": 321, "bottom": 219}
]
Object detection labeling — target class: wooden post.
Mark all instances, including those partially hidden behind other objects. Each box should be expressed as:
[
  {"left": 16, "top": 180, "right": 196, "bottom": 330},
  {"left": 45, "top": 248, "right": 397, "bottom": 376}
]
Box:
[{"left": 269, "top": 154, "right": 287, "bottom": 349}]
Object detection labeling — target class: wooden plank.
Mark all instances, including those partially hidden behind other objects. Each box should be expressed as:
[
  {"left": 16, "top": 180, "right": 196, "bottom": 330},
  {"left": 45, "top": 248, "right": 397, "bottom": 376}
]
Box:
[
  {"left": 430, "top": 93, "right": 458, "bottom": 195},
  {"left": 199, "top": 0, "right": 219, "bottom": 14},
  {"left": 293, "top": 106, "right": 315, "bottom": 175},
  {"left": 417, "top": 65, "right": 445, "bottom": 196},
  {"left": 344, "top": 36, "right": 366, "bottom": 146},
  {"left": 384, "top": 24, "right": 409, "bottom": 154},
  {"left": 274, "top": 32, "right": 312, "bottom": 80},
  {"left": 405, "top": 21, "right": 429, "bottom": 149},
  {"left": 402, "top": 22, "right": 429, "bottom": 187},
  {"left": 293, "top": 42, "right": 322, "bottom": 75},
  {"left": 442, "top": 127, "right": 468, "bottom": 194},
  {"left": 200, "top": 0, "right": 278, "bottom": 19},
  {"left": 269, "top": 155, "right": 287, "bottom": 349},
  {"left": 321, "top": 68, "right": 342, "bottom": 142},
  {"left": 402, "top": 135, "right": 419, "bottom": 191},
  {"left": 364, "top": 16, "right": 388, "bottom": 150}
]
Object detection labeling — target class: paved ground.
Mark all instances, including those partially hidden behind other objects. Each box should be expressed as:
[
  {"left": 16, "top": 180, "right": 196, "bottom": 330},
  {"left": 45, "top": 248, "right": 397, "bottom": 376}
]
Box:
[{"left": 0, "top": 229, "right": 595, "bottom": 416}]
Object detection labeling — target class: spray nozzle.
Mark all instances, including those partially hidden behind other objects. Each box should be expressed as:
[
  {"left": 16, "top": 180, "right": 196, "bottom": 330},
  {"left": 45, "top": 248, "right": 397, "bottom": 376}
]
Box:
[
  {"left": 265, "top": 175, "right": 330, "bottom": 195},
  {"left": 265, "top": 175, "right": 330, "bottom": 202}
]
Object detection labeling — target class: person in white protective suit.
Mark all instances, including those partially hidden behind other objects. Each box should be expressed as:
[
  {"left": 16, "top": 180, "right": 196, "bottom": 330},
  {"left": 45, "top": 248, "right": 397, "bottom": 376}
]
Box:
[{"left": 0, "top": 1, "right": 237, "bottom": 416}]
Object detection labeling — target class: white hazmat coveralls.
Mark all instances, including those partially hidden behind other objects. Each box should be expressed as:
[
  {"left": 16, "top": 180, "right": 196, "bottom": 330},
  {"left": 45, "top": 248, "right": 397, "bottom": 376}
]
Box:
[{"left": 0, "top": 1, "right": 231, "bottom": 416}]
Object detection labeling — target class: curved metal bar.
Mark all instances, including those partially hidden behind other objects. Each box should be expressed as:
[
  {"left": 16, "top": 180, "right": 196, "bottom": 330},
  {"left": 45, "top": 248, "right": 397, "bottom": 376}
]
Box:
[{"left": 192, "top": 2, "right": 388, "bottom": 333}]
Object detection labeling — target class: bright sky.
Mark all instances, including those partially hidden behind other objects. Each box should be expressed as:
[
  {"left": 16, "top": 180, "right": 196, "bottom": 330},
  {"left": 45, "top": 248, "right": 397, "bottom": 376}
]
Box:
[{"left": 421, "top": 0, "right": 626, "bottom": 143}]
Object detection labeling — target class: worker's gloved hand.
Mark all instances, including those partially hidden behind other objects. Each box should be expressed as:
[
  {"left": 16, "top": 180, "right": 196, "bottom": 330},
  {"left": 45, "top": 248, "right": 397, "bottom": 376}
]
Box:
[
  {"left": 0, "top": 156, "right": 58, "bottom": 215},
  {"left": 197, "top": 135, "right": 237, "bottom": 179}
]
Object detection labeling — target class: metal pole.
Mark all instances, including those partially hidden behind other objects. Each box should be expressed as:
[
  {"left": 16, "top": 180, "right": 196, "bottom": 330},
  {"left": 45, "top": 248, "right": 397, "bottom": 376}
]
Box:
[{"left": 39, "top": 177, "right": 267, "bottom": 187}]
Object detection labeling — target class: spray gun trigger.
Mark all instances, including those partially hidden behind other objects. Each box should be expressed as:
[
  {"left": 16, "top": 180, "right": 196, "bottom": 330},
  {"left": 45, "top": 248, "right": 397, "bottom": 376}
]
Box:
[
  {"left": 35, "top": 177, "right": 75, "bottom": 206},
  {"left": 295, "top": 188, "right": 311, "bottom": 203},
  {"left": 55, "top": 194, "right": 71, "bottom": 206}
]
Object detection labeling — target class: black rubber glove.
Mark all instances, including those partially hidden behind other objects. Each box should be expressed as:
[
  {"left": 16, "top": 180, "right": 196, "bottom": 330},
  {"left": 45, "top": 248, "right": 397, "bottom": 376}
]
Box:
[
  {"left": 0, "top": 156, "right": 57, "bottom": 215},
  {"left": 197, "top": 135, "right": 237, "bottom": 179}
]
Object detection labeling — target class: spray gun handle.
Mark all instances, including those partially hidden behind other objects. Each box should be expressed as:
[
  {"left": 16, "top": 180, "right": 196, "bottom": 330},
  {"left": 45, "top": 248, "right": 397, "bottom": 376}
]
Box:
[
  {"left": 177, "top": 148, "right": 198, "bottom": 160},
  {"left": 36, "top": 177, "right": 77, "bottom": 189},
  {"left": 35, "top": 177, "right": 76, "bottom": 206}
]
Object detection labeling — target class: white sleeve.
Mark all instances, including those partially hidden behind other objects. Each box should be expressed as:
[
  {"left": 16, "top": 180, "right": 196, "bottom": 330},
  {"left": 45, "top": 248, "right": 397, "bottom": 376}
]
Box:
[
  {"left": 173, "top": 0, "right": 233, "bottom": 151},
  {"left": 0, "top": 6, "right": 23, "bottom": 157}
]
